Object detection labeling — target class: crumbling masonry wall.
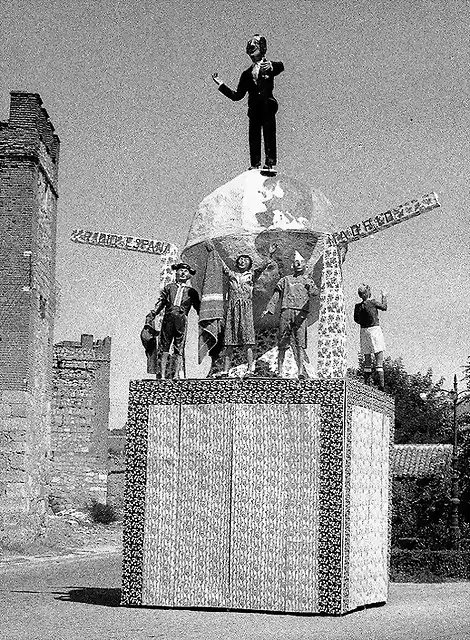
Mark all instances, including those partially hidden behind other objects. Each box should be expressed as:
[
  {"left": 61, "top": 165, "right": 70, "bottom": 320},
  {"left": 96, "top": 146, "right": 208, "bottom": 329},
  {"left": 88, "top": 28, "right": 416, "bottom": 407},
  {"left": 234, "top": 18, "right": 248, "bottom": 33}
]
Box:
[
  {"left": 0, "top": 92, "right": 60, "bottom": 545},
  {"left": 107, "top": 428, "right": 126, "bottom": 513},
  {"left": 51, "top": 335, "right": 111, "bottom": 509}
]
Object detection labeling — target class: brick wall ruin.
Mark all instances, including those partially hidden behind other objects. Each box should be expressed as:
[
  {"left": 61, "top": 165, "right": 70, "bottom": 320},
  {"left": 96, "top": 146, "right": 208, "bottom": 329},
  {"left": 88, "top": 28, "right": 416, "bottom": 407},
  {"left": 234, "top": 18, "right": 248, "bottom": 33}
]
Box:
[
  {"left": 0, "top": 92, "right": 60, "bottom": 544},
  {"left": 51, "top": 335, "right": 111, "bottom": 509}
]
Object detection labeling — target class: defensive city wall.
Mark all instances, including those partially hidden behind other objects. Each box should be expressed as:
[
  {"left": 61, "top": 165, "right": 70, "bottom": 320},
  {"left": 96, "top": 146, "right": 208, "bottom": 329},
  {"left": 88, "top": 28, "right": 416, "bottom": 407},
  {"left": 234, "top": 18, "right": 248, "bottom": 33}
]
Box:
[
  {"left": 51, "top": 334, "right": 111, "bottom": 510},
  {"left": 0, "top": 92, "right": 60, "bottom": 544},
  {"left": 0, "top": 92, "right": 113, "bottom": 546}
]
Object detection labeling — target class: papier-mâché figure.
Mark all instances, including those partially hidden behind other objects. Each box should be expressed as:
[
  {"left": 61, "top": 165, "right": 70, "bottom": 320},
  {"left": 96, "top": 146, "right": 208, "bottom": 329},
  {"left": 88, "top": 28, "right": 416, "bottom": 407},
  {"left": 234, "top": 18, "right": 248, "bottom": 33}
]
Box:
[
  {"left": 263, "top": 251, "right": 319, "bottom": 379},
  {"left": 206, "top": 240, "right": 279, "bottom": 376},
  {"left": 152, "top": 262, "right": 200, "bottom": 380},
  {"left": 353, "top": 284, "right": 387, "bottom": 391},
  {"left": 212, "top": 34, "right": 284, "bottom": 171}
]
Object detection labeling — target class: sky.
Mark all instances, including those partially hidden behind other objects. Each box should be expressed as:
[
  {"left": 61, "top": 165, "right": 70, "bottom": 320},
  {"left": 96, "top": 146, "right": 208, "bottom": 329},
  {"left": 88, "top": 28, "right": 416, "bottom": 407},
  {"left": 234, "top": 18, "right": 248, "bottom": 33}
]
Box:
[{"left": 1, "top": 0, "right": 469, "bottom": 427}]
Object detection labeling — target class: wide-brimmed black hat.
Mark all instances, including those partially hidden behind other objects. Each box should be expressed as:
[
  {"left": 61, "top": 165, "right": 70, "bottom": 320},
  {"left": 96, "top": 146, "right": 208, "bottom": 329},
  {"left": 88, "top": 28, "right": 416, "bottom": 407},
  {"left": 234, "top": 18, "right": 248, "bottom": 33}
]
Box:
[{"left": 172, "top": 262, "right": 196, "bottom": 275}]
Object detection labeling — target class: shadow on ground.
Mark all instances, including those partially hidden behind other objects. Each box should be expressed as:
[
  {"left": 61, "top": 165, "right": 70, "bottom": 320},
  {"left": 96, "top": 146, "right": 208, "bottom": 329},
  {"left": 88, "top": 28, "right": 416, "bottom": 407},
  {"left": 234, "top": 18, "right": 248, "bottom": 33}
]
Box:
[{"left": 55, "top": 587, "right": 121, "bottom": 607}]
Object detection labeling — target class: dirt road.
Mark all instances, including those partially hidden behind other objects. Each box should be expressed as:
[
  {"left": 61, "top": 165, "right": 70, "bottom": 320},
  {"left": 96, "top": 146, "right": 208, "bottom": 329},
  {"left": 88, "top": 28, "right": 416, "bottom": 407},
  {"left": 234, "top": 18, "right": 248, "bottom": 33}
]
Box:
[{"left": 1, "top": 552, "right": 469, "bottom": 640}]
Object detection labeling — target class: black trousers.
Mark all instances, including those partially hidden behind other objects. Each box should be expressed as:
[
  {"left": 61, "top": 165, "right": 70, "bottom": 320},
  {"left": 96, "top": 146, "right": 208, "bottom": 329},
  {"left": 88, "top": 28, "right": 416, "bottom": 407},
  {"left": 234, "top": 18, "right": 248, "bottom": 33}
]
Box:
[
  {"left": 248, "top": 110, "right": 277, "bottom": 167},
  {"left": 160, "top": 309, "right": 187, "bottom": 356}
]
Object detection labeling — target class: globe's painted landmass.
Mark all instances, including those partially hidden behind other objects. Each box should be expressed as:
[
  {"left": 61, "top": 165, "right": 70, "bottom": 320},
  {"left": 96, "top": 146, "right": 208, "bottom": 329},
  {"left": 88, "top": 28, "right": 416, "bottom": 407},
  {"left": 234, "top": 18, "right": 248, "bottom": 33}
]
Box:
[
  {"left": 176, "top": 173, "right": 437, "bottom": 375},
  {"left": 182, "top": 170, "right": 339, "bottom": 329}
]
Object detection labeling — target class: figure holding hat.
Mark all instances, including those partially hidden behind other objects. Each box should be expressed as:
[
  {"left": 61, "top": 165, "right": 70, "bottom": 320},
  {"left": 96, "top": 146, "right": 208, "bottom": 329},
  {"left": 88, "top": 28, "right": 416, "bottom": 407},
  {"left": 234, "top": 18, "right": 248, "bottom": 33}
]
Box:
[
  {"left": 212, "top": 34, "right": 284, "bottom": 171},
  {"left": 153, "top": 262, "right": 200, "bottom": 380},
  {"left": 263, "top": 251, "right": 319, "bottom": 379},
  {"left": 354, "top": 284, "right": 387, "bottom": 391}
]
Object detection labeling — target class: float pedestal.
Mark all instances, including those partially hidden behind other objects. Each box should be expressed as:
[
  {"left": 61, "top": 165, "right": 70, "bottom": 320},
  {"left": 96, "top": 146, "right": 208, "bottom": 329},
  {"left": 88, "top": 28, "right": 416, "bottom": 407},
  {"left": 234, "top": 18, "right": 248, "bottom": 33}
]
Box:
[{"left": 121, "top": 378, "right": 394, "bottom": 615}]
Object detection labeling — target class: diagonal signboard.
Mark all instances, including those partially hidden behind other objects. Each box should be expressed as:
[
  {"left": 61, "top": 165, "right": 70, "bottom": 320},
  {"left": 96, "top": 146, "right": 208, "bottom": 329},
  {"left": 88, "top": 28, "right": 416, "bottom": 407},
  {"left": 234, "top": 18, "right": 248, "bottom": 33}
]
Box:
[
  {"left": 70, "top": 193, "right": 440, "bottom": 257},
  {"left": 332, "top": 192, "right": 440, "bottom": 245},
  {"left": 70, "top": 228, "right": 178, "bottom": 256},
  {"left": 69, "top": 190, "right": 442, "bottom": 378}
]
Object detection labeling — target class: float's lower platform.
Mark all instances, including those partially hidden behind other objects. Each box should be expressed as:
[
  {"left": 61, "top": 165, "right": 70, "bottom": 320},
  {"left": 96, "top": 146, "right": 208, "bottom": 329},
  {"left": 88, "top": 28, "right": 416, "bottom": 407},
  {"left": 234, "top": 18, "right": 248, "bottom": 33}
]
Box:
[{"left": 121, "top": 378, "right": 394, "bottom": 615}]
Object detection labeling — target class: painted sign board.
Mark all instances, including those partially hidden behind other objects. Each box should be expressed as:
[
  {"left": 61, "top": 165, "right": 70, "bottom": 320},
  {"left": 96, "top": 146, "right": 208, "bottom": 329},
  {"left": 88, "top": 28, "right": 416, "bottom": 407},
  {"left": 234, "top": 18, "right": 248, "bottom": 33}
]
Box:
[
  {"left": 332, "top": 192, "right": 440, "bottom": 245},
  {"left": 70, "top": 229, "right": 177, "bottom": 256}
]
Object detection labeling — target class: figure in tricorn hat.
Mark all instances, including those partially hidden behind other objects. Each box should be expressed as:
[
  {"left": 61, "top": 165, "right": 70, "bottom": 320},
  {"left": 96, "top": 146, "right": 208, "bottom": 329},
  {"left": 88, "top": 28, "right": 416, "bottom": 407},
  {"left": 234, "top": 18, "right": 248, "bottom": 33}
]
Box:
[
  {"left": 150, "top": 261, "right": 200, "bottom": 379},
  {"left": 212, "top": 34, "right": 284, "bottom": 171}
]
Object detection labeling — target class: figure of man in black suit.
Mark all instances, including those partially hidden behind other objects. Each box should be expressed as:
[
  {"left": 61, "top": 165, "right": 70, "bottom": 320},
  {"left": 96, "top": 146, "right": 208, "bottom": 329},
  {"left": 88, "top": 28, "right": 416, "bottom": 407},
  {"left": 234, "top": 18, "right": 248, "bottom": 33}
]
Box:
[{"left": 212, "top": 34, "right": 284, "bottom": 171}]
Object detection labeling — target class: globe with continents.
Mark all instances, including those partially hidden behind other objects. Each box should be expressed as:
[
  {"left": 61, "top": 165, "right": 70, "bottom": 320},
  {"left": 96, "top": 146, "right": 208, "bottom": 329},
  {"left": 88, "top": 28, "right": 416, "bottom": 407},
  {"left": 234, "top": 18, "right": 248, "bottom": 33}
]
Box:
[{"left": 182, "top": 170, "right": 339, "bottom": 333}]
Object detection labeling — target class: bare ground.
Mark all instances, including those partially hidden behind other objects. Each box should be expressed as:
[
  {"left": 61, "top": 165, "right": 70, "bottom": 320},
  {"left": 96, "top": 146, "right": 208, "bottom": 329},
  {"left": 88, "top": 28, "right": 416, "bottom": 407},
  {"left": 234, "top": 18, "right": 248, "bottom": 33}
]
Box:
[{"left": 0, "top": 508, "right": 123, "bottom": 564}]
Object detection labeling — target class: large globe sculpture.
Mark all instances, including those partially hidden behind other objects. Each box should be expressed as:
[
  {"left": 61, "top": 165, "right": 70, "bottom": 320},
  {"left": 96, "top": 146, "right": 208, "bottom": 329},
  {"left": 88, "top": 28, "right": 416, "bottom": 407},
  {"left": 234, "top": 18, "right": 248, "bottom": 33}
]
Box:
[{"left": 182, "top": 170, "right": 339, "bottom": 334}]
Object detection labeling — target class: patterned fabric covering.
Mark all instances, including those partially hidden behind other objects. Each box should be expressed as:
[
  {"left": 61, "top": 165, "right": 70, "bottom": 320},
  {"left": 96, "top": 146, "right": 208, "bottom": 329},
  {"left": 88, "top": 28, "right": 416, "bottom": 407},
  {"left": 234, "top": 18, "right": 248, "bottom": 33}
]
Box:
[
  {"left": 317, "top": 235, "right": 347, "bottom": 378},
  {"left": 121, "top": 378, "right": 394, "bottom": 615}
]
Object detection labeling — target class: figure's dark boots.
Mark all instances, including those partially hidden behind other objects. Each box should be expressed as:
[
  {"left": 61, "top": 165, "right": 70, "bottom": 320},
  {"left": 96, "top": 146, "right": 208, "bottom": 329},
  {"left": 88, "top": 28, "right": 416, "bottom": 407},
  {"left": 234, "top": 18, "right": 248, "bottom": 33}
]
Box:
[
  {"left": 364, "top": 368, "right": 373, "bottom": 386},
  {"left": 376, "top": 367, "right": 385, "bottom": 392}
]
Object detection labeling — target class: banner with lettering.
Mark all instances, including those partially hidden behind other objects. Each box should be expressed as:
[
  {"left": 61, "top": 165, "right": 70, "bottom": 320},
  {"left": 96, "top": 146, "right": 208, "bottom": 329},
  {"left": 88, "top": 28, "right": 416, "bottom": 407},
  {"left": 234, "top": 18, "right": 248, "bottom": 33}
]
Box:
[
  {"left": 70, "top": 229, "right": 177, "bottom": 256},
  {"left": 332, "top": 192, "right": 440, "bottom": 245}
]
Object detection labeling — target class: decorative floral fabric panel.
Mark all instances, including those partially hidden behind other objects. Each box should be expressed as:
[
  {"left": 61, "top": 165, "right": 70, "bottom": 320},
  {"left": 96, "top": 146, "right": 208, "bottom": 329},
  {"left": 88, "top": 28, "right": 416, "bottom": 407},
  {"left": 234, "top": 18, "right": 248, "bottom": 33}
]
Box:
[
  {"left": 347, "top": 406, "right": 390, "bottom": 611},
  {"left": 230, "top": 403, "right": 320, "bottom": 611},
  {"left": 317, "top": 235, "right": 347, "bottom": 379},
  {"left": 173, "top": 403, "right": 232, "bottom": 607},
  {"left": 121, "top": 378, "right": 394, "bottom": 615},
  {"left": 142, "top": 404, "right": 180, "bottom": 606}
]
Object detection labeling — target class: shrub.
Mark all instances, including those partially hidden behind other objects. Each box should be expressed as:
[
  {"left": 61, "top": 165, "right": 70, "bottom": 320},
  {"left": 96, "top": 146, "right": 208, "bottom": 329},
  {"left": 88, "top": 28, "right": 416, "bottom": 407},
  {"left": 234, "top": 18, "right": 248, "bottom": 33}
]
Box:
[
  {"left": 87, "top": 500, "right": 118, "bottom": 524},
  {"left": 391, "top": 549, "right": 470, "bottom": 582},
  {"left": 392, "top": 475, "right": 452, "bottom": 550}
]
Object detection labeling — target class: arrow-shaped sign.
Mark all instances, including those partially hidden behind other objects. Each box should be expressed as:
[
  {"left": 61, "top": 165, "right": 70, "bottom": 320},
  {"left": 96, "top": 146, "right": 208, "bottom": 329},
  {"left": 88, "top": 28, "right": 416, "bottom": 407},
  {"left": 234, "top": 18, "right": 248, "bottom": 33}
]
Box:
[
  {"left": 70, "top": 228, "right": 178, "bottom": 256},
  {"left": 332, "top": 192, "right": 440, "bottom": 245}
]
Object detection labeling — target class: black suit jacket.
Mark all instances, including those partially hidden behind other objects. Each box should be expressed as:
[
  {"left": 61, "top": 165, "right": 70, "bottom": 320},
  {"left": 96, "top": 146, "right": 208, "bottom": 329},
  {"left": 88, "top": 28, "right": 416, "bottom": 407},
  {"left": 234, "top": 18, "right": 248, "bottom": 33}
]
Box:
[{"left": 219, "top": 61, "right": 284, "bottom": 118}]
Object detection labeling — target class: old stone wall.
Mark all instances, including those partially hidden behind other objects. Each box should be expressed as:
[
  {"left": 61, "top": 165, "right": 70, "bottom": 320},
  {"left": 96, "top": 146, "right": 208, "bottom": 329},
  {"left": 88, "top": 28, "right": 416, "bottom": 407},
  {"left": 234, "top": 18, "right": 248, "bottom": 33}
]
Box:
[
  {"left": 51, "top": 335, "right": 111, "bottom": 509},
  {"left": 107, "top": 428, "right": 126, "bottom": 512},
  {"left": 0, "top": 92, "right": 60, "bottom": 545}
]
